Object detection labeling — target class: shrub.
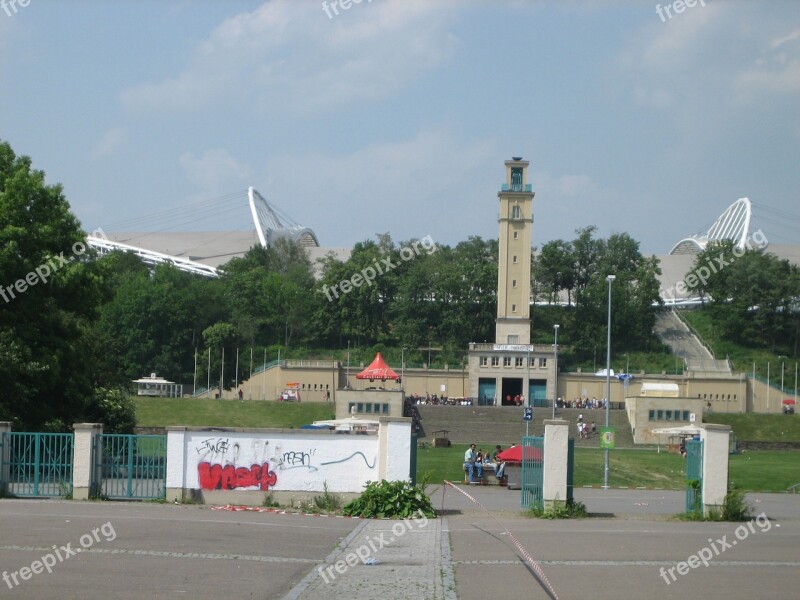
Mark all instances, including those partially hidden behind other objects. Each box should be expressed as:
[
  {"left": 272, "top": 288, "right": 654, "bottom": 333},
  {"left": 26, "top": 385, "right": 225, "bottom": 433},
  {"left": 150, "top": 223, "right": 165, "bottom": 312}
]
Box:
[
  {"left": 343, "top": 480, "right": 436, "bottom": 519},
  {"left": 528, "top": 499, "right": 587, "bottom": 519}
]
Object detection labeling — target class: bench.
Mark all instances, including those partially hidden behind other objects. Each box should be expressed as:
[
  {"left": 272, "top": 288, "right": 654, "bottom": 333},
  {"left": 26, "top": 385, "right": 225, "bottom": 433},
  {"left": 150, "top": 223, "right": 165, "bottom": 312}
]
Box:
[{"left": 463, "top": 462, "right": 505, "bottom": 485}]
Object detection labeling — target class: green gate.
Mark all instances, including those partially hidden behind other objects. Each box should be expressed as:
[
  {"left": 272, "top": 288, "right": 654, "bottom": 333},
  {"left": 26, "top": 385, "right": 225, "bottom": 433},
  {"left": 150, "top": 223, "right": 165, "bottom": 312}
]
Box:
[
  {"left": 0, "top": 432, "right": 73, "bottom": 497},
  {"left": 566, "top": 438, "right": 575, "bottom": 504},
  {"left": 95, "top": 434, "right": 167, "bottom": 500},
  {"left": 520, "top": 436, "right": 544, "bottom": 508},
  {"left": 685, "top": 439, "right": 703, "bottom": 512}
]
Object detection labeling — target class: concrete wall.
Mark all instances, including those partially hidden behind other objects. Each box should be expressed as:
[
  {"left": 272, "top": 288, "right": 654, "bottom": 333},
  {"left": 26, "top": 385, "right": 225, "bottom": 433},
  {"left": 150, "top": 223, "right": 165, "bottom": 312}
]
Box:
[{"left": 166, "top": 418, "right": 411, "bottom": 505}]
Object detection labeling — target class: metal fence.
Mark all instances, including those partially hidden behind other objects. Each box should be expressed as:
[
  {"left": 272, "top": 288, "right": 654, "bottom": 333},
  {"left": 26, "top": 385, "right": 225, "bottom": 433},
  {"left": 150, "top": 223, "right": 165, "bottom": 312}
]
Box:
[
  {"left": 520, "top": 436, "right": 544, "bottom": 509},
  {"left": 0, "top": 432, "right": 73, "bottom": 497},
  {"left": 95, "top": 434, "right": 167, "bottom": 500},
  {"left": 685, "top": 439, "right": 703, "bottom": 512}
]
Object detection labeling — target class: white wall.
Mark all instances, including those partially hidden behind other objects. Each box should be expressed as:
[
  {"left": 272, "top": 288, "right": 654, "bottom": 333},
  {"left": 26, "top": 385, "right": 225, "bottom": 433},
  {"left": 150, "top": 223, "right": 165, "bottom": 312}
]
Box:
[{"left": 167, "top": 418, "right": 411, "bottom": 497}]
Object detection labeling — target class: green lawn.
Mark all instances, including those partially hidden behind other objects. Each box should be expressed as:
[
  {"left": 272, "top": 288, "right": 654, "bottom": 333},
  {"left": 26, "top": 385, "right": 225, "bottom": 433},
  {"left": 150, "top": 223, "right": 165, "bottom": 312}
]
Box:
[
  {"left": 416, "top": 444, "right": 799, "bottom": 492},
  {"left": 135, "top": 398, "right": 335, "bottom": 428},
  {"left": 703, "top": 413, "right": 800, "bottom": 442}
]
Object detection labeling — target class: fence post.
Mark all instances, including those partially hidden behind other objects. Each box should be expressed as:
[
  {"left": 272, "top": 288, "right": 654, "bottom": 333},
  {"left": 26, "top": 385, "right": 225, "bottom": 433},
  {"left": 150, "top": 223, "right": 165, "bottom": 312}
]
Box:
[
  {"left": 699, "top": 423, "right": 731, "bottom": 516},
  {"left": 542, "top": 419, "right": 569, "bottom": 509},
  {"left": 0, "top": 422, "right": 11, "bottom": 495},
  {"left": 72, "top": 423, "right": 103, "bottom": 500}
]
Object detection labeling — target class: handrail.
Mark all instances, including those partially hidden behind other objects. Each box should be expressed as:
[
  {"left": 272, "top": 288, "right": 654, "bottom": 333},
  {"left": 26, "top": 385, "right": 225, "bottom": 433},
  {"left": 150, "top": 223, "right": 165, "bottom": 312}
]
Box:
[{"left": 788, "top": 483, "right": 800, "bottom": 494}]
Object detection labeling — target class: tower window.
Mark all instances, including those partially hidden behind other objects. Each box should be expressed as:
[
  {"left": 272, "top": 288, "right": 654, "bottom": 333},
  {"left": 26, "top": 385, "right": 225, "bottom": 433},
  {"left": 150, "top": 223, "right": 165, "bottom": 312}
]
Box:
[
  {"left": 508, "top": 335, "right": 518, "bottom": 344},
  {"left": 511, "top": 167, "right": 523, "bottom": 191},
  {"left": 512, "top": 279, "right": 517, "bottom": 288},
  {"left": 513, "top": 231, "right": 519, "bottom": 240},
  {"left": 513, "top": 255, "right": 518, "bottom": 264},
  {"left": 511, "top": 205, "right": 521, "bottom": 219},
  {"left": 511, "top": 304, "right": 516, "bottom": 312}
]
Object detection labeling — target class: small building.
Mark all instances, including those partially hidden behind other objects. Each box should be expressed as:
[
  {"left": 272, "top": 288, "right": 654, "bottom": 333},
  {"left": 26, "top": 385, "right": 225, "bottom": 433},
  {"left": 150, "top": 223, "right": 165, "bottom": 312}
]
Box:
[
  {"left": 625, "top": 382, "right": 704, "bottom": 444},
  {"left": 133, "top": 373, "right": 183, "bottom": 398}
]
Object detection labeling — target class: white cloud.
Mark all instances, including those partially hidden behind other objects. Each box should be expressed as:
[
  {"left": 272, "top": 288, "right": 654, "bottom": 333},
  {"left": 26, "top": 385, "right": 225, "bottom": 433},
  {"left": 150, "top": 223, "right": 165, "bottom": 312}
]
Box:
[
  {"left": 179, "top": 148, "right": 252, "bottom": 191},
  {"left": 734, "top": 28, "right": 800, "bottom": 102},
  {"left": 89, "top": 127, "right": 129, "bottom": 161},
  {"left": 120, "top": 0, "right": 457, "bottom": 115}
]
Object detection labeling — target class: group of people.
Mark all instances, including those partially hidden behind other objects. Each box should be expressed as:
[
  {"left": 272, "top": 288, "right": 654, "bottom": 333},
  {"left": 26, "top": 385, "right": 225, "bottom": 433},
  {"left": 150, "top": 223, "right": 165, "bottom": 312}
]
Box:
[
  {"left": 410, "top": 393, "right": 452, "bottom": 405},
  {"left": 463, "top": 443, "right": 510, "bottom": 483},
  {"left": 557, "top": 396, "right": 608, "bottom": 409},
  {"left": 576, "top": 414, "right": 597, "bottom": 439}
]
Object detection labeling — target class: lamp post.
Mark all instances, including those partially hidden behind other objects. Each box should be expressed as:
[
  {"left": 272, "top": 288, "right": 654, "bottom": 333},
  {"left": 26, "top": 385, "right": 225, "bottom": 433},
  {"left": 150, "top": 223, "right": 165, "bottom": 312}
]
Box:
[
  {"left": 552, "top": 324, "right": 560, "bottom": 419},
  {"left": 604, "top": 274, "right": 616, "bottom": 490}
]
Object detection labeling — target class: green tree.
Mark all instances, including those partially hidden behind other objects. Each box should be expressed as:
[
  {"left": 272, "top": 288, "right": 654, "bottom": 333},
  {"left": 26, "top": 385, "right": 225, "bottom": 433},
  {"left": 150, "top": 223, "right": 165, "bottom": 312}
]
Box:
[{"left": 0, "top": 141, "right": 110, "bottom": 429}]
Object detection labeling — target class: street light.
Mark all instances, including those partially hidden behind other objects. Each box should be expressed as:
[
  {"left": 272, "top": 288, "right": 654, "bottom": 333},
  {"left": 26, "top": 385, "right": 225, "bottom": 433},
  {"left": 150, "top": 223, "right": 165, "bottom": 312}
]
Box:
[
  {"left": 604, "top": 274, "right": 616, "bottom": 490},
  {"left": 552, "top": 324, "right": 560, "bottom": 419}
]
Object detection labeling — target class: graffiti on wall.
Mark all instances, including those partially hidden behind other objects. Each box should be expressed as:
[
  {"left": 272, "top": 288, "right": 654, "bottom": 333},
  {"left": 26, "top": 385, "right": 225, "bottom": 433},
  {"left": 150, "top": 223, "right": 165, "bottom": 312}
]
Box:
[
  {"left": 192, "top": 436, "right": 377, "bottom": 491},
  {"left": 196, "top": 437, "right": 277, "bottom": 491}
]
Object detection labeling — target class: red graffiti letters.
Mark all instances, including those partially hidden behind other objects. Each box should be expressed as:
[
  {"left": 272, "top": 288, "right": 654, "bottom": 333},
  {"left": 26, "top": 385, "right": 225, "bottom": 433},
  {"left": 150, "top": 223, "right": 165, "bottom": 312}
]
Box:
[{"left": 198, "top": 462, "right": 278, "bottom": 491}]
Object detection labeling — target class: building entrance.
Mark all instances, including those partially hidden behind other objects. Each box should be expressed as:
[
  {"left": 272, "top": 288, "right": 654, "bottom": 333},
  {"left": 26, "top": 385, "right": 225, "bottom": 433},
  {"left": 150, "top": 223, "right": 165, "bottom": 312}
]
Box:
[{"left": 501, "top": 377, "right": 523, "bottom": 405}]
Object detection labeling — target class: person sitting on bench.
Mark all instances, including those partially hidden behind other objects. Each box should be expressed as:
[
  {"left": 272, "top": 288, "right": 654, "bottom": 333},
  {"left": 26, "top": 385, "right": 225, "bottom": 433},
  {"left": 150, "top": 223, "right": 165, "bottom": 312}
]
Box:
[{"left": 464, "top": 443, "right": 483, "bottom": 482}]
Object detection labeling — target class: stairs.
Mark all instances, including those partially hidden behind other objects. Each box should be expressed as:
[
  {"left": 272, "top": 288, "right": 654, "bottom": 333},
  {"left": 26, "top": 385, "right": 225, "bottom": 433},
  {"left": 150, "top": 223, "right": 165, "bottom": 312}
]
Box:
[{"left": 416, "top": 405, "right": 636, "bottom": 448}]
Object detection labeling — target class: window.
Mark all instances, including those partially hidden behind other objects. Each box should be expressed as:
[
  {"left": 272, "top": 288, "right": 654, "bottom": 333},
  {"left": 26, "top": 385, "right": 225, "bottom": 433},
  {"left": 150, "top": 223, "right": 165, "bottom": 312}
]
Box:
[
  {"left": 348, "top": 402, "right": 355, "bottom": 414},
  {"left": 529, "top": 357, "right": 535, "bottom": 367},
  {"left": 503, "top": 357, "right": 511, "bottom": 367},
  {"left": 539, "top": 357, "right": 547, "bottom": 368},
  {"left": 665, "top": 410, "right": 673, "bottom": 421},
  {"left": 656, "top": 410, "right": 664, "bottom": 420},
  {"left": 382, "top": 404, "right": 390, "bottom": 414},
  {"left": 733, "top": 395, "right": 737, "bottom": 401},
  {"left": 513, "top": 255, "right": 518, "bottom": 264},
  {"left": 515, "top": 357, "right": 524, "bottom": 367},
  {"left": 512, "top": 279, "right": 517, "bottom": 288},
  {"left": 513, "top": 231, "right": 519, "bottom": 240},
  {"left": 648, "top": 410, "right": 655, "bottom": 420},
  {"left": 365, "top": 403, "right": 372, "bottom": 413},
  {"left": 511, "top": 304, "right": 517, "bottom": 312},
  {"left": 357, "top": 403, "right": 364, "bottom": 413},
  {"left": 508, "top": 335, "right": 519, "bottom": 344},
  {"left": 511, "top": 205, "right": 521, "bottom": 219},
  {"left": 682, "top": 411, "right": 690, "bottom": 421},
  {"left": 491, "top": 356, "right": 500, "bottom": 367},
  {"left": 480, "top": 356, "right": 488, "bottom": 367}
]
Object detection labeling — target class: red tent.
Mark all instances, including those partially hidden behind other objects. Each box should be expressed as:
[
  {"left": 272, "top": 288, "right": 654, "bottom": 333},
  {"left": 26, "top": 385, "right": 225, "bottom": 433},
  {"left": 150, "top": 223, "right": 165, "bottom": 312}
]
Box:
[
  {"left": 495, "top": 445, "right": 542, "bottom": 463},
  {"left": 356, "top": 352, "right": 400, "bottom": 381}
]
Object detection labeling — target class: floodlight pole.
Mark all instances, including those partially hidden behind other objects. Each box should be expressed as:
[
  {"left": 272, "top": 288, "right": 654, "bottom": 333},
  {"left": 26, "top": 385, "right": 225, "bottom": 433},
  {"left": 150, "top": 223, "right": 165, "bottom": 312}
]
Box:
[
  {"left": 552, "top": 324, "right": 560, "bottom": 419},
  {"left": 401, "top": 347, "right": 407, "bottom": 391},
  {"left": 604, "top": 274, "right": 616, "bottom": 490}
]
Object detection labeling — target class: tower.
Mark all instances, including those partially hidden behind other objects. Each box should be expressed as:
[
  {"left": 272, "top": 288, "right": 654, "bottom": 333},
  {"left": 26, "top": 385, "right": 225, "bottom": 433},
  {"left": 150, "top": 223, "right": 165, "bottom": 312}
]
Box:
[{"left": 495, "top": 157, "right": 534, "bottom": 345}]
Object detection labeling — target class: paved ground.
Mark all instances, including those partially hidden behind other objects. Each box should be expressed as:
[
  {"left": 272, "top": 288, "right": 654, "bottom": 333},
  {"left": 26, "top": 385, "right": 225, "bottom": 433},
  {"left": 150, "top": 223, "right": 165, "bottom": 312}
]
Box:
[
  {"left": 0, "top": 488, "right": 798, "bottom": 599},
  {"left": 654, "top": 310, "right": 731, "bottom": 373}
]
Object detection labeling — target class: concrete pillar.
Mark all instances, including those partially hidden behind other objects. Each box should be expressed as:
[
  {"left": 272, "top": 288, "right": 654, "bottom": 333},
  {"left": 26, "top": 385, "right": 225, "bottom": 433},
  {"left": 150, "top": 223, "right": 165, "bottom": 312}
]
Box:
[
  {"left": 542, "top": 419, "right": 569, "bottom": 509},
  {"left": 166, "top": 427, "right": 188, "bottom": 503},
  {"left": 72, "top": 423, "right": 103, "bottom": 500},
  {"left": 699, "top": 423, "right": 731, "bottom": 516},
  {"left": 0, "top": 422, "right": 11, "bottom": 495},
  {"left": 377, "top": 417, "right": 412, "bottom": 482}
]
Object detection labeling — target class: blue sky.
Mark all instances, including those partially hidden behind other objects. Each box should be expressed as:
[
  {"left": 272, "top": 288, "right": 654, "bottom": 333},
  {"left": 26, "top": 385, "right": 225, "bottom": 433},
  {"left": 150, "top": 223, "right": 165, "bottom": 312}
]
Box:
[{"left": 1, "top": 0, "right": 799, "bottom": 254}]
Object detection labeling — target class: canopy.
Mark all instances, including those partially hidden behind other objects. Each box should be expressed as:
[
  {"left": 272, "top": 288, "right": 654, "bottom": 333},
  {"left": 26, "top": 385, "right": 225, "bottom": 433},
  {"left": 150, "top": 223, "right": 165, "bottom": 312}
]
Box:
[
  {"left": 651, "top": 425, "right": 702, "bottom": 436},
  {"left": 495, "top": 445, "right": 542, "bottom": 463},
  {"left": 783, "top": 399, "right": 796, "bottom": 405},
  {"left": 356, "top": 352, "right": 400, "bottom": 381}
]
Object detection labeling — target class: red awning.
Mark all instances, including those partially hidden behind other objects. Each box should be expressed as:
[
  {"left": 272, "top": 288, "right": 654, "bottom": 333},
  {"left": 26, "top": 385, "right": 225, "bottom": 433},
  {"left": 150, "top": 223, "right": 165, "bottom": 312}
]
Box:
[
  {"left": 355, "top": 352, "right": 400, "bottom": 381},
  {"left": 495, "top": 445, "right": 542, "bottom": 463}
]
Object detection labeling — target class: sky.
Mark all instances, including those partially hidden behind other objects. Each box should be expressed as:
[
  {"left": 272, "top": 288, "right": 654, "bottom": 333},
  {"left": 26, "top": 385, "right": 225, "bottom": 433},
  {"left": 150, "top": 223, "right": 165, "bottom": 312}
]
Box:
[{"left": 1, "top": 0, "right": 799, "bottom": 255}]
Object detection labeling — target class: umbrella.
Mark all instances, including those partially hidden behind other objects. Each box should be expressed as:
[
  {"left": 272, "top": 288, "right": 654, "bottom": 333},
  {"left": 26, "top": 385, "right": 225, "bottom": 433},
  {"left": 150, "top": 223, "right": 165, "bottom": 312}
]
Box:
[
  {"left": 495, "top": 445, "right": 542, "bottom": 463},
  {"left": 782, "top": 399, "right": 796, "bottom": 405}
]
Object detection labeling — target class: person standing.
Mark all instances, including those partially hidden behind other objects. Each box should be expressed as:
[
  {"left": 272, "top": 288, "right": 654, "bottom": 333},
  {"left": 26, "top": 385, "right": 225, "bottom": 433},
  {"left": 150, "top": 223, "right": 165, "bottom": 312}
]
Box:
[{"left": 464, "top": 443, "right": 483, "bottom": 483}]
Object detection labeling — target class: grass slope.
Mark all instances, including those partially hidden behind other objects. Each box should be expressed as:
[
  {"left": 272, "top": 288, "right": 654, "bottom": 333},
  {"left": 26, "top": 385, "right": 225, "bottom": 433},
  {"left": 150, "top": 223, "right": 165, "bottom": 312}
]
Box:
[
  {"left": 704, "top": 413, "right": 800, "bottom": 442},
  {"left": 135, "top": 398, "right": 335, "bottom": 428}
]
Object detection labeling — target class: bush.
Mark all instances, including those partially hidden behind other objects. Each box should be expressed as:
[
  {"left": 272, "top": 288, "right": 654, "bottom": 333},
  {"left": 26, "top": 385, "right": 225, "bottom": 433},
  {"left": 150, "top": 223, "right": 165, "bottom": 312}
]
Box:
[
  {"left": 528, "top": 499, "right": 587, "bottom": 519},
  {"left": 343, "top": 480, "right": 436, "bottom": 519},
  {"left": 314, "top": 482, "right": 342, "bottom": 512},
  {"left": 86, "top": 388, "right": 136, "bottom": 433},
  {"left": 722, "top": 486, "right": 753, "bottom": 522}
]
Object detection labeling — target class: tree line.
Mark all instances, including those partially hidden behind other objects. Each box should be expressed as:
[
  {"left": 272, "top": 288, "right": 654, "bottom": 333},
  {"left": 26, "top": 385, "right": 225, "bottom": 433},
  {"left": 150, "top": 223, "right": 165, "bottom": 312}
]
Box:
[{"left": 1, "top": 140, "right": 669, "bottom": 429}]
